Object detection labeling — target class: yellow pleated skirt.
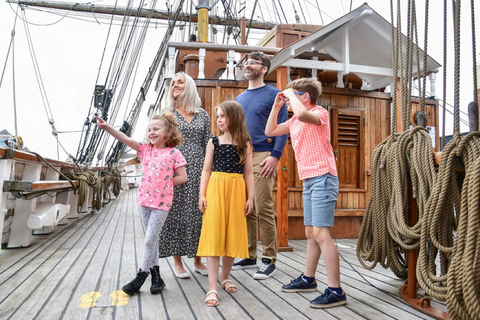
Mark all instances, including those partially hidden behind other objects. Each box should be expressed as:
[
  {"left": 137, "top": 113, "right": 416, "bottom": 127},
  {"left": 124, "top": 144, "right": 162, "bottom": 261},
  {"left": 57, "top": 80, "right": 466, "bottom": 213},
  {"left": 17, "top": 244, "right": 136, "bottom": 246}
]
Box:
[{"left": 196, "top": 172, "right": 249, "bottom": 258}]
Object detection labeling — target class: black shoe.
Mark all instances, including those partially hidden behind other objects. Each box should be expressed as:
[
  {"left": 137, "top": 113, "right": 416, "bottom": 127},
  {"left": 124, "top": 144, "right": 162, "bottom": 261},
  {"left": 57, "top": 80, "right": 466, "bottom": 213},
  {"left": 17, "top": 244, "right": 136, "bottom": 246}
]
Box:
[
  {"left": 122, "top": 269, "right": 149, "bottom": 295},
  {"left": 253, "top": 258, "right": 276, "bottom": 280},
  {"left": 231, "top": 258, "right": 257, "bottom": 270},
  {"left": 150, "top": 265, "right": 165, "bottom": 294}
]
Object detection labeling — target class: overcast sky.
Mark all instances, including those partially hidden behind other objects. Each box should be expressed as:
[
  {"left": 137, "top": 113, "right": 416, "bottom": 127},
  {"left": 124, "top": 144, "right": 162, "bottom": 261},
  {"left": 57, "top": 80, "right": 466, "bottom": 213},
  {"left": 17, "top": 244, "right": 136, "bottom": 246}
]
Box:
[{"left": 0, "top": 0, "right": 479, "bottom": 161}]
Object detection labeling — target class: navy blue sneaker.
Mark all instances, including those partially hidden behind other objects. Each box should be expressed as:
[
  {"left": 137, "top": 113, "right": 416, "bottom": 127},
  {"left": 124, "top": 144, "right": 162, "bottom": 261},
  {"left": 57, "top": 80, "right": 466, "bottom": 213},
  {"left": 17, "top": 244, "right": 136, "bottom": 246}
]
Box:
[
  {"left": 281, "top": 274, "right": 317, "bottom": 292},
  {"left": 310, "top": 288, "right": 347, "bottom": 308}
]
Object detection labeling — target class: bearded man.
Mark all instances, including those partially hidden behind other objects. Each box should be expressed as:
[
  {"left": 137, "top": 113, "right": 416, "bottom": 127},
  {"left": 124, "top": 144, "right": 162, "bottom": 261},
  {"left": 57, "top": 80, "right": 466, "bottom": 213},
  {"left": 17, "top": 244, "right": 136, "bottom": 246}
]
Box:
[{"left": 232, "top": 52, "right": 288, "bottom": 280}]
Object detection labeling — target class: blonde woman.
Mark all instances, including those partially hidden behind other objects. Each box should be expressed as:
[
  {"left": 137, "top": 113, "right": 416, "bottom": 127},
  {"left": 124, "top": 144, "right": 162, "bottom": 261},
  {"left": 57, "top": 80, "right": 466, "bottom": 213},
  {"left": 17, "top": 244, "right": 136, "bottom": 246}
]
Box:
[{"left": 158, "top": 72, "right": 211, "bottom": 277}]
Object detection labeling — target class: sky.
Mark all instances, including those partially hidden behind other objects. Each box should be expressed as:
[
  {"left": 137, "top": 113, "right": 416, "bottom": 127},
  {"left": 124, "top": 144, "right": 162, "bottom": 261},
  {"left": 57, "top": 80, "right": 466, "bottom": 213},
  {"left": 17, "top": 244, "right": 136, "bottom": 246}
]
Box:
[{"left": 0, "top": 0, "right": 479, "bottom": 162}]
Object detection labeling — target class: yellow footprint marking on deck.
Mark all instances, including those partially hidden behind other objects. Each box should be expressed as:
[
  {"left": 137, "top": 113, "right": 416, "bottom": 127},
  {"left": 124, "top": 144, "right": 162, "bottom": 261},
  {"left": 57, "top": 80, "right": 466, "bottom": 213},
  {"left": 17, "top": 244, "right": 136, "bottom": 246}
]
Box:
[
  {"left": 110, "top": 290, "right": 130, "bottom": 306},
  {"left": 79, "top": 292, "right": 102, "bottom": 308}
]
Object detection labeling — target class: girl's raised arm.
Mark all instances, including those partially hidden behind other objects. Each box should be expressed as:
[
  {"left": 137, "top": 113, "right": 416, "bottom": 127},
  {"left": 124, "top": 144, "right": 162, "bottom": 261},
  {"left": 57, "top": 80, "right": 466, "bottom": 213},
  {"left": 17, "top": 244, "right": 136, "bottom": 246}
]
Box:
[
  {"left": 243, "top": 142, "right": 254, "bottom": 216},
  {"left": 198, "top": 138, "right": 214, "bottom": 214},
  {"left": 95, "top": 116, "right": 140, "bottom": 151}
]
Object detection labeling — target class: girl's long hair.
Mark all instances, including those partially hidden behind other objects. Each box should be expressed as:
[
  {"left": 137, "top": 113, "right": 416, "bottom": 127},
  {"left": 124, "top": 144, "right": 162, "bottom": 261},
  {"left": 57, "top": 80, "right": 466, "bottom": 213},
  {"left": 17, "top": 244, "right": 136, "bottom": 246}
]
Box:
[
  {"left": 165, "top": 72, "right": 202, "bottom": 114},
  {"left": 148, "top": 111, "right": 183, "bottom": 147},
  {"left": 216, "top": 101, "right": 251, "bottom": 165}
]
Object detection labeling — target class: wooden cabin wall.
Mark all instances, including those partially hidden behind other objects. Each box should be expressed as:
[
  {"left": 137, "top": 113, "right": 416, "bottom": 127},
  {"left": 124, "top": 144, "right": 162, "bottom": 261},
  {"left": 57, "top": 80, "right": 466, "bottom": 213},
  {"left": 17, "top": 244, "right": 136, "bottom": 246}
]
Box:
[
  {"left": 190, "top": 80, "right": 438, "bottom": 240},
  {"left": 194, "top": 80, "right": 248, "bottom": 135},
  {"left": 271, "top": 87, "right": 392, "bottom": 239}
]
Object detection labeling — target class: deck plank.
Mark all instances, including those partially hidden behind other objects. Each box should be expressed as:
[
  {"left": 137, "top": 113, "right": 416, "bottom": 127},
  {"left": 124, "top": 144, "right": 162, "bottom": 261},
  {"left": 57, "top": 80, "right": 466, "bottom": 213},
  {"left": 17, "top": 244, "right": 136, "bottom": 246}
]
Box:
[{"left": 0, "top": 187, "right": 447, "bottom": 319}]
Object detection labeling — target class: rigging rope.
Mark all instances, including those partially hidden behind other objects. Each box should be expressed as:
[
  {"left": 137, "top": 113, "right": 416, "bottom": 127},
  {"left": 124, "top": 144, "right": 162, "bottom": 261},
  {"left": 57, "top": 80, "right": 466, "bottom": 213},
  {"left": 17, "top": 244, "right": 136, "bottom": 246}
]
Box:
[
  {"left": 357, "top": 1, "right": 480, "bottom": 318},
  {"left": 357, "top": 0, "right": 436, "bottom": 281},
  {"left": 104, "top": 0, "right": 186, "bottom": 166}
]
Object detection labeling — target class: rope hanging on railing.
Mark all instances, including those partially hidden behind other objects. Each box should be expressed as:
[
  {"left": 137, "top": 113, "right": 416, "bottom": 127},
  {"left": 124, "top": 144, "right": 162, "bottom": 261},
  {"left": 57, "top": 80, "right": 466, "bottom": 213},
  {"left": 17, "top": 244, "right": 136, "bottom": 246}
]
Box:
[
  {"left": 356, "top": 0, "right": 436, "bottom": 280},
  {"left": 63, "top": 170, "right": 102, "bottom": 213},
  {"left": 446, "top": 136, "right": 480, "bottom": 319}
]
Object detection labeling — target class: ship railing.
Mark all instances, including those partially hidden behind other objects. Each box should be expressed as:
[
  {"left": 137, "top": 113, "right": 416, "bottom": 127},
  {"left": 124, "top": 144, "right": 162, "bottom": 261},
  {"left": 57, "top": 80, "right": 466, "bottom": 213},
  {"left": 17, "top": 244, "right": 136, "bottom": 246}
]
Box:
[
  {"left": 152, "top": 43, "right": 279, "bottom": 110},
  {"left": 0, "top": 147, "right": 101, "bottom": 248}
]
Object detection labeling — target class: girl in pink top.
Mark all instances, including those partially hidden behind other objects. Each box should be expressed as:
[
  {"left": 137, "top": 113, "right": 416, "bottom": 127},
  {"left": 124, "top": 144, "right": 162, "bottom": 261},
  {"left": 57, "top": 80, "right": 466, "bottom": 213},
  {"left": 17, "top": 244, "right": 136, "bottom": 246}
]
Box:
[
  {"left": 265, "top": 77, "right": 346, "bottom": 309},
  {"left": 96, "top": 112, "right": 187, "bottom": 296}
]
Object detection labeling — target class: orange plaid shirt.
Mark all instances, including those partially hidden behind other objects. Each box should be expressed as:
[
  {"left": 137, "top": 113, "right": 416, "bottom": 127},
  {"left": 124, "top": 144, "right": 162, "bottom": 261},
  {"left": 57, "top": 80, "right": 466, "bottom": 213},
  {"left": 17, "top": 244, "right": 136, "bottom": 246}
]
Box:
[{"left": 285, "top": 105, "right": 338, "bottom": 180}]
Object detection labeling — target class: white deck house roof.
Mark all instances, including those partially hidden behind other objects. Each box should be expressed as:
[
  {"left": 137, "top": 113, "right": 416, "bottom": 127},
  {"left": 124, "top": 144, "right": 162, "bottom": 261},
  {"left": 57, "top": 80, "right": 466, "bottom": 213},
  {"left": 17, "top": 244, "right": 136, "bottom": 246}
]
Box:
[{"left": 269, "top": 3, "right": 441, "bottom": 91}]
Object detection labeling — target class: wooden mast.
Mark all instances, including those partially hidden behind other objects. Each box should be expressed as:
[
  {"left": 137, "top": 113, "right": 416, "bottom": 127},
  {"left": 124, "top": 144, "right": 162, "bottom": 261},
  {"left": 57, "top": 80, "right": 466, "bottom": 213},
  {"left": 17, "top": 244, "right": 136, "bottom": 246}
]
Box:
[{"left": 196, "top": 0, "right": 210, "bottom": 43}]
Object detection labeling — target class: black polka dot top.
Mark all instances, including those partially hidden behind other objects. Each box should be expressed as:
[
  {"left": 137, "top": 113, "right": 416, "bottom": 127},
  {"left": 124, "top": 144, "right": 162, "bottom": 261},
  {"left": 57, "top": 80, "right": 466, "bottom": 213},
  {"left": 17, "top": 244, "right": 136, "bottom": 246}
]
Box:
[{"left": 212, "top": 136, "right": 244, "bottom": 174}]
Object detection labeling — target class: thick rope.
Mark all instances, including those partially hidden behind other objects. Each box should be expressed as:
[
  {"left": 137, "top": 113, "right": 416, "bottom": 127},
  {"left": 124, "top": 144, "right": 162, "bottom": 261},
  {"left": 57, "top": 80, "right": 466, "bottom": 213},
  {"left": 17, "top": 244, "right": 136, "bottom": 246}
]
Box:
[
  {"left": 441, "top": 0, "right": 448, "bottom": 149},
  {"left": 446, "top": 134, "right": 480, "bottom": 319},
  {"left": 416, "top": 132, "right": 480, "bottom": 314},
  {"left": 357, "top": 126, "right": 436, "bottom": 278},
  {"left": 470, "top": 0, "right": 477, "bottom": 105},
  {"left": 387, "top": 127, "right": 436, "bottom": 251},
  {"left": 63, "top": 171, "right": 102, "bottom": 213}
]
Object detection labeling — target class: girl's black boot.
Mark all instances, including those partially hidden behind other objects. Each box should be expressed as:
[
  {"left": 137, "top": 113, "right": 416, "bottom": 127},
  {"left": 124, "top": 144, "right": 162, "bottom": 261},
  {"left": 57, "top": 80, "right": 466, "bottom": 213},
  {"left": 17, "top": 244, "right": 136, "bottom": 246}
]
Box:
[
  {"left": 150, "top": 265, "right": 165, "bottom": 293},
  {"left": 122, "top": 269, "right": 149, "bottom": 295}
]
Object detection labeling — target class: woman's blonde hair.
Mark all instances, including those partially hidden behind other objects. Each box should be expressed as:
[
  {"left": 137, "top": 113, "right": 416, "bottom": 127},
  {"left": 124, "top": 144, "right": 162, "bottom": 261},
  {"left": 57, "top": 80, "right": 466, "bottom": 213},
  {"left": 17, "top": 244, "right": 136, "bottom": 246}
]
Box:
[
  {"left": 215, "top": 101, "right": 251, "bottom": 165},
  {"left": 147, "top": 111, "right": 183, "bottom": 147},
  {"left": 165, "top": 72, "right": 202, "bottom": 114},
  {"left": 285, "top": 77, "right": 323, "bottom": 104}
]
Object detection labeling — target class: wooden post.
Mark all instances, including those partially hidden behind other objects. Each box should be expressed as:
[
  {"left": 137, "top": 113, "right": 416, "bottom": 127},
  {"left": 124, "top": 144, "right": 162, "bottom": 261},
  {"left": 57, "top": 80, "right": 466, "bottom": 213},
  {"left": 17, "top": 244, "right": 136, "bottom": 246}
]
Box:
[
  {"left": 241, "top": 17, "right": 246, "bottom": 45},
  {"left": 276, "top": 66, "right": 292, "bottom": 252},
  {"left": 396, "top": 78, "right": 402, "bottom": 133}
]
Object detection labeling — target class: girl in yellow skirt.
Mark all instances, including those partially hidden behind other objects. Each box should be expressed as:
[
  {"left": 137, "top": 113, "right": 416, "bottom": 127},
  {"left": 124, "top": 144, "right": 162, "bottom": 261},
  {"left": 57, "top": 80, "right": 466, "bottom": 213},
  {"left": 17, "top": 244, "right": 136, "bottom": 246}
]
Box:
[{"left": 197, "top": 101, "right": 254, "bottom": 307}]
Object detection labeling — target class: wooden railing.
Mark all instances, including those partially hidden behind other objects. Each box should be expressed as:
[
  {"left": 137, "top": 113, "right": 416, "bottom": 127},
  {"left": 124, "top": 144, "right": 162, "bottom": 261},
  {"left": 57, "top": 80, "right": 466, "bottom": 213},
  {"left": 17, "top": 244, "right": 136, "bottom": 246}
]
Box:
[{"left": 0, "top": 147, "right": 100, "bottom": 248}]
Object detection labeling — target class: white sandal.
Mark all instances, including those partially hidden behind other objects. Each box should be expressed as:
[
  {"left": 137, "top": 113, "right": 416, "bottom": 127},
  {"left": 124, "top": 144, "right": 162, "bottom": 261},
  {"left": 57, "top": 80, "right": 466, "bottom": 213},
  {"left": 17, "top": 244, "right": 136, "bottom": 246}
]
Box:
[
  {"left": 221, "top": 279, "right": 237, "bottom": 293},
  {"left": 205, "top": 290, "right": 219, "bottom": 307}
]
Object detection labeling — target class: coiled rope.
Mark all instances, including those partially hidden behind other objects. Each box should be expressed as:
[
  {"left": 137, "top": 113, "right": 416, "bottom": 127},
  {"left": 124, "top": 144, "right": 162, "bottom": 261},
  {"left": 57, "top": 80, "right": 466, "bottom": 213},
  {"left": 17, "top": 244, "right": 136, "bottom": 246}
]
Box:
[
  {"left": 102, "top": 167, "right": 122, "bottom": 198},
  {"left": 63, "top": 170, "right": 102, "bottom": 213},
  {"left": 447, "top": 136, "right": 480, "bottom": 319},
  {"left": 357, "top": 0, "right": 436, "bottom": 279},
  {"left": 356, "top": 126, "right": 436, "bottom": 279}
]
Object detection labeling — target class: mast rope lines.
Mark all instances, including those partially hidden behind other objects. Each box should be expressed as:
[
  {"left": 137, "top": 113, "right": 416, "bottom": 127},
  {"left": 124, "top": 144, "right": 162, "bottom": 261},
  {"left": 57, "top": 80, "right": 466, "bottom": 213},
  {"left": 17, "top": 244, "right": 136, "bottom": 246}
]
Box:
[
  {"left": 76, "top": 0, "right": 155, "bottom": 166},
  {"left": 1, "top": 4, "right": 73, "bottom": 161},
  {"left": 357, "top": 0, "right": 436, "bottom": 279},
  {"left": 103, "top": 0, "right": 187, "bottom": 166},
  {"left": 416, "top": 0, "right": 480, "bottom": 319},
  {"left": 357, "top": 0, "right": 480, "bottom": 319}
]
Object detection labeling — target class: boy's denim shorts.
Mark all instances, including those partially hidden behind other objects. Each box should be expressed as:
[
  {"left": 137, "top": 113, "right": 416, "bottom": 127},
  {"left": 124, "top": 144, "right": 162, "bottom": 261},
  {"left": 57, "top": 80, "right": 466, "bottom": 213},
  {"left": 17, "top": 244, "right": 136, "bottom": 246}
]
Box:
[{"left": 303, "top": 173, "right": 339, "bottom": 227}]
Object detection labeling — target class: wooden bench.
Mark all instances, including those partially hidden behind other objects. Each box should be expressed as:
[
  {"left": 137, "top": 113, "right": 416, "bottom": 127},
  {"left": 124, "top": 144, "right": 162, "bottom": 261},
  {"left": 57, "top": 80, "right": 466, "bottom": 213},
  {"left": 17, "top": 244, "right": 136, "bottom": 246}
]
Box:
[{"left": 0, "top": 147, "right": 99, "bottom": 248}]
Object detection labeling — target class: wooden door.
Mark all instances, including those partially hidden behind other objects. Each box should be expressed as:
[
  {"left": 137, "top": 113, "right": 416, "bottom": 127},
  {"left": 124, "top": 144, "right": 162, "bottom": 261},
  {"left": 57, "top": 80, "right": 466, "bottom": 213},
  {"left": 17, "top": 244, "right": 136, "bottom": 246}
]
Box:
[{"left": 329, "top": 107, "right": 366, "bottom": 190}]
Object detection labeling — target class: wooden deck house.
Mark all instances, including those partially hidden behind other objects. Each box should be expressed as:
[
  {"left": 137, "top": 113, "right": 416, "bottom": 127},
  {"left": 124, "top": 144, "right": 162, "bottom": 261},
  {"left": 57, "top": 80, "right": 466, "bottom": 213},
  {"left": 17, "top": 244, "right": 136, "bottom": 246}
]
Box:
[{"left": 155, "top": 3, "right": 441, "bottom": 244}]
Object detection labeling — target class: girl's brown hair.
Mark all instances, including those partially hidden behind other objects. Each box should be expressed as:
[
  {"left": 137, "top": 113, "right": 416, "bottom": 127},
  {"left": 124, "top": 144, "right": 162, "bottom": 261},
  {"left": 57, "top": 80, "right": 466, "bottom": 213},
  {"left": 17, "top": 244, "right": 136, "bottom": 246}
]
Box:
[
  {"left": 148, "top": 111, "right": 183, "bottom": 147},
  {"left": 216, "top": 101, "right": 251, "bottom": 165}
]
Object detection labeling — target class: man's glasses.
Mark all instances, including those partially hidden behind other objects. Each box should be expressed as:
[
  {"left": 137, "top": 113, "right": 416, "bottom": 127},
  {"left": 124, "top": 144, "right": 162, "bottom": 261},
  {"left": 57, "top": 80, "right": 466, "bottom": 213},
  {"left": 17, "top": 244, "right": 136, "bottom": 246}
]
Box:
[{"left": 243, "top": 60, "right": 265, "bottom": 67}]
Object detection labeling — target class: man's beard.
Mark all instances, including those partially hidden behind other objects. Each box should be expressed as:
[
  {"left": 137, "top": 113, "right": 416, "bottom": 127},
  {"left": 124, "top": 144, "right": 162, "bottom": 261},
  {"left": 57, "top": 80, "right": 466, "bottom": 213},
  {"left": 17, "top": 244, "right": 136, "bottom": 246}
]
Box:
[{"left": 244, "top": 68, "right": 262, "bottom": 81}]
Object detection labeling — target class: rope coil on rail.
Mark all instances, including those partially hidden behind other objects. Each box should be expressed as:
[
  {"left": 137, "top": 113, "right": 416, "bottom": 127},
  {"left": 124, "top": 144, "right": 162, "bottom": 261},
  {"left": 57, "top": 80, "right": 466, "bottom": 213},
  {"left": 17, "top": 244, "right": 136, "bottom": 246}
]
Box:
[
  {"left": 415, "top": 132, "right": 480, "bottom": 319},
  {"left": 356, "top": 126, "right": 436, "bottom": 279},
  {"left": 63, "top": 171, "right": 102, "bottom": 213}
]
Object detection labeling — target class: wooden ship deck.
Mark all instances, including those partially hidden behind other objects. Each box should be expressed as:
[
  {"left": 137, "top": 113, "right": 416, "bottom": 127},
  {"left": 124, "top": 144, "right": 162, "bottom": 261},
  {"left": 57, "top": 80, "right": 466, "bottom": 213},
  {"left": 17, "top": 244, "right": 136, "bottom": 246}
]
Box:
[{"left": 0, "top": 187, "right": 447, "bottom": 320}]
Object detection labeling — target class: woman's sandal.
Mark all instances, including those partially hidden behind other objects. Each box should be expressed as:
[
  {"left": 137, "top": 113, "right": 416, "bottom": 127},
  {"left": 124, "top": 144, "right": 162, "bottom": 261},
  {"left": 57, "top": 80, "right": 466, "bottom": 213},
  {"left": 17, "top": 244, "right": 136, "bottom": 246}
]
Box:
[
  {"left": 205, "top": 290, "right": 219, "bottom": 307},
  {"left": 221, "top": 279, "right": 237, "bottom": 293}
]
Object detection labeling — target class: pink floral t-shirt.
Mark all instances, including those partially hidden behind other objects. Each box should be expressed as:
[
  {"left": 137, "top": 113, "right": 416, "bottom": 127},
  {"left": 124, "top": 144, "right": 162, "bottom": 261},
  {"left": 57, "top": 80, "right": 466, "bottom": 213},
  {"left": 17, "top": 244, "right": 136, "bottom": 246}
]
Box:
[{"left": 136, "top": 143, "right": 187, "bottom": 211}]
